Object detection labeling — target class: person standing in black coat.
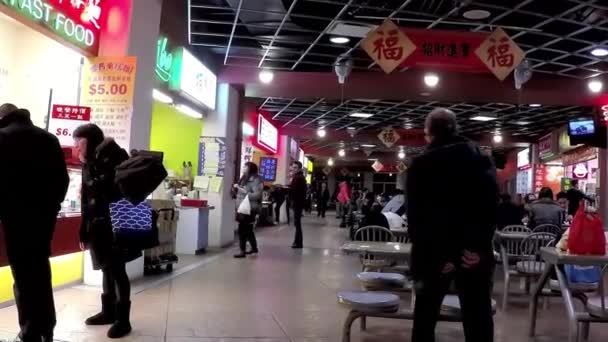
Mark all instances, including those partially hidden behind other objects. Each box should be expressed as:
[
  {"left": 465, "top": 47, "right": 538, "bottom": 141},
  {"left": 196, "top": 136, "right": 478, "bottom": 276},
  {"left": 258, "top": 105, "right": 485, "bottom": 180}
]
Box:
[
  {"left": 316, "top": 183, "right": 330, "bottom": 218},
  {"left": 0, "top": 104, "right": 69, "bottom": 342},
  {"left": 73, "top": 124, "right": 139, "bottom": 339},
  {"left": 407, "top": 108, "right": 498, "bottom": 342},
  {"left": 290, "top": 161, "right": 307, "bottom": 248}
]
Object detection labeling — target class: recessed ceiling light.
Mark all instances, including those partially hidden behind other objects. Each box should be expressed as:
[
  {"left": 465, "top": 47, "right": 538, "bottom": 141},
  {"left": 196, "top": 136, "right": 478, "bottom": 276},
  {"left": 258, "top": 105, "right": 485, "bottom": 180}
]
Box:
[
  {"left": 423, "top": 73, "right": 439, "bottom": 88},
  {"left": 327, "top": 158, "right": 334, "bottom": 166},
  {"left": 350, "top": 112, "right": 374, "bottom": 118},
  {"left": 420, "top": 92, "right": 432, "bottom": 97},
  {"left": 514, "top": 121, "right": 531, "bottom": 126},
  {"left": 588, "top": 79, "right": 603, "bottom": 93},
  {"left": 471, "top": 115, "right": 497, "bottom": 122},
  {"left": 317, "top": 128, "right": 326, "bottom": 138},
  {"left": 398, "top": 151, "right": 406, "bottom": 159},
  {"left": 361, "top": 144, "right": 377, "bottom": 148},
  {"left": 591, "top": 48, "right": 608, "bottom": 57},
  {"left": 529, "top": 104, "right": 542, "bottom": 107},
  {"left": 463, "top": 9, "right": 491, "bottom": 20},
  {"left": 493, "top": 134, "right": 503, "bottom": 144},
  {"left": 330, "top": 36, "right": 350, "bottom": 44},
  {"left": 338, "top": 149, "right": 346, "bottom": 157},
  {"left": 259, "top": 70, "right": 274, "bottom": 84},
  {"left": 367, "top": 158, "right": 377, "bottom": 161}
]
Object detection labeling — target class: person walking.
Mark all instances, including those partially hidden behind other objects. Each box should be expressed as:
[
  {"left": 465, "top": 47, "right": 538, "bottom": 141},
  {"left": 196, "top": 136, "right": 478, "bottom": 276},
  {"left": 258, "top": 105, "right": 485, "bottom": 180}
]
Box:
[
  {"left": 233, "top": 162, "right": 262, "bottom": 258},
  {"left": 0, "top": 104, "right": 69, "bottom": 342},
  {"left": 74, "top": 124, "right": 139, "bottom": 339},
  {"left": 337, "top": 181, "right": 351, "bottom": 228},
  {"left": 290, "top": 161, "right": 307, "bottom": 248},
  {"left": 316, "top": 183, "right": 330, "bottom": 218},
  {"left": 407, "top": 108, "right": 498, "bottom": 342}
]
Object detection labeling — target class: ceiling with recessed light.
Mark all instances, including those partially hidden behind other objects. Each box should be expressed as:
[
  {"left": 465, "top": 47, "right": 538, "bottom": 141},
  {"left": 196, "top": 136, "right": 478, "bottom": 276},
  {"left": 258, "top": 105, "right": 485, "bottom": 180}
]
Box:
[{"left": 189, "top": 0, "right": 606, "bottom": 157}]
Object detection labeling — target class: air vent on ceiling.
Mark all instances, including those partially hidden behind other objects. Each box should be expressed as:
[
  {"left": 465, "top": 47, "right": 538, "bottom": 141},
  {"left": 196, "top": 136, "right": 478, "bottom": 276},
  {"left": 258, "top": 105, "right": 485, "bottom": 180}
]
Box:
[{"left": 328, "top": 21, "right": 376, "bottom": 38}]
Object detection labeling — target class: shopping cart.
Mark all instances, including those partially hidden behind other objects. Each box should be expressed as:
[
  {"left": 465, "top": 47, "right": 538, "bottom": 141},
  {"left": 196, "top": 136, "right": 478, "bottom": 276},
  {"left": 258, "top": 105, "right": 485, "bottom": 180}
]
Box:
[{"left": 145, "top": 200, "right": 179, "bottom": 274}]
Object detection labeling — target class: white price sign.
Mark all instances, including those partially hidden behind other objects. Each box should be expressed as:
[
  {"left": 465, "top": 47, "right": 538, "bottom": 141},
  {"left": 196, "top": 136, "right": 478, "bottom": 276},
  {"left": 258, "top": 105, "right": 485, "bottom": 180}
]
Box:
[{"left": 48, "top": 105, "right": 91, "bottom": 147}]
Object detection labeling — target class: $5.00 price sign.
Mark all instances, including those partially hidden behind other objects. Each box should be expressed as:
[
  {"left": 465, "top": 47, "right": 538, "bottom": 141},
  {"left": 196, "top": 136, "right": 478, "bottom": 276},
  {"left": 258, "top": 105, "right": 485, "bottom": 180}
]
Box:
[{"left": 48, "top": 105, "right": 91, "bottom": 147}]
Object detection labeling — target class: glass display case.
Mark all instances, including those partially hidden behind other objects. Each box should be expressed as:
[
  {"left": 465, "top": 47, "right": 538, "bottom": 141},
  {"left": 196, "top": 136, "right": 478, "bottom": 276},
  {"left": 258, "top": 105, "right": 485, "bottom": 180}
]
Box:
[{"left": 60, "top": 167, "right": 82, "bottom": 216}]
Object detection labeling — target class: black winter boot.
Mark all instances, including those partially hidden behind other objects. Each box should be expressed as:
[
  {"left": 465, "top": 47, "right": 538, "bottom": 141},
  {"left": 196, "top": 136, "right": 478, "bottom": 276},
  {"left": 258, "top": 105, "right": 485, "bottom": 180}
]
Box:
[
  {"left": 85, "top": 294, "right": 116, "bottom": 325},
  {"left": 107, "top": 301, "right": 132, "bottom": 339}
]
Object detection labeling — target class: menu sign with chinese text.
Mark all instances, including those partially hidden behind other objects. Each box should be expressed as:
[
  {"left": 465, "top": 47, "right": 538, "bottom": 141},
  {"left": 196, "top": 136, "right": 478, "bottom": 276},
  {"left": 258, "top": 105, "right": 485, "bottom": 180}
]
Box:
[
  {"left": 48, "top": 104, "right": 91, "bottom": 146},
  {"left": 0, "top": 0, "right": 106, "bottom": 55},
  {"left": 361, "top": 20, "right": 416, "bottom": 74},
  {"left": 534, "top": 165, "right": 546, "bottom": 194},
  {"left": 475, "top": 28, "right": 525, "bottom": 81},
  {"left": 80, "top": 56, "right": 136, "bottom": 150},
  {"left": 378, "top": 127, "right": 400, "bottom": 148},
  {"left": 256, "top": 114, "right": 278, "bottom": 154},
  {"left": 260, "top": 157, "right": 277, "bottom": 182}
]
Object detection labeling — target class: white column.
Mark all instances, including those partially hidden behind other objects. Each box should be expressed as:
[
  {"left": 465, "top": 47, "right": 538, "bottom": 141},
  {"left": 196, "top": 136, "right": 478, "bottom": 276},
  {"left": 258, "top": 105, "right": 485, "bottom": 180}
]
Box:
[
  {"left": 203, "top": 84, "right": 240, "bottom": 247},
  {"left": 275, "top": 135, "right": 291, "bottom": 185}
]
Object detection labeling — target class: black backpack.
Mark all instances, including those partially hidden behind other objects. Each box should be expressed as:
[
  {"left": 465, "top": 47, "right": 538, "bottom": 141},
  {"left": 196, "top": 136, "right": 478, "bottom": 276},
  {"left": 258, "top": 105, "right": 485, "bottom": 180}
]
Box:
[{"left": 114, "top": 150, "right": 167, "bottom": 205}]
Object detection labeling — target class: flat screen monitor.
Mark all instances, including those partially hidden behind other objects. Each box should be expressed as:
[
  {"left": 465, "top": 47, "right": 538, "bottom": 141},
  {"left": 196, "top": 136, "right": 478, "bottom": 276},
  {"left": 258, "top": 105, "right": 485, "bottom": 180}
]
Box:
[{"left": 568, "top": 119, "right": 595, "bottom": 137}]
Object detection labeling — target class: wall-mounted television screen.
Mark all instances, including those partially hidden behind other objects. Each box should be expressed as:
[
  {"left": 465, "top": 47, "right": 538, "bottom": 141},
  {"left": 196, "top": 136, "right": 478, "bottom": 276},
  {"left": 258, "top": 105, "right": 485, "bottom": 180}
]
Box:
[{"left": 568, "top": 119, "right": 595, "bottom": 136}]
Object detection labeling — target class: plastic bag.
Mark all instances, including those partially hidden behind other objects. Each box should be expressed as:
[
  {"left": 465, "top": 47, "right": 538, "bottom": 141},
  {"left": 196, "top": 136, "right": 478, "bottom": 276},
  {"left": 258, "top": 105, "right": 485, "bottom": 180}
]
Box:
[
  {"left": 237, "top": 195, "right": 251, "bottom": 215},
  {"left": 565, "top": 265, "right": 601, "bottom": 284},
  {"left": 567, "top": 201, "right": 606, "bottom": 255}
]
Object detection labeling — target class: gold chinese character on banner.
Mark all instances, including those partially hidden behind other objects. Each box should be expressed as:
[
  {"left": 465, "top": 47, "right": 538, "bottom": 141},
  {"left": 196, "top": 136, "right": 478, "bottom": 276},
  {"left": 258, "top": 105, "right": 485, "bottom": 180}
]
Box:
[
  {"left": 361, "top": 20, "right": 416, "bottom": 74},
  {"left": 475, "top": 28, "right": 525, "bottom": 81}
]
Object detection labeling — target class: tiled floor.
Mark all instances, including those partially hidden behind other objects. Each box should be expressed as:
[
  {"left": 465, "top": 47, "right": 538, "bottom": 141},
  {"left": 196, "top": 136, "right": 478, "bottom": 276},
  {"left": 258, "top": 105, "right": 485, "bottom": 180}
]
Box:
[{"left": 1, "top": 214, "right": 607, "bottom": 341}]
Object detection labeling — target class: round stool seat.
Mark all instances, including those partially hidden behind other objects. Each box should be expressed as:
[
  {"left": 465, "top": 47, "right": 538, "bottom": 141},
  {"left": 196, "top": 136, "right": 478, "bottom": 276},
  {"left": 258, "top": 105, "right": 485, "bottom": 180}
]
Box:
[
  {"left": 357, "top": 272, "right": 406, "bottom": 287},
  {"left": 440, "top": 295, "right": 498, "bottom": 315},
  {"left": 338, "top": 291, "right": 400, "bottom": 313},
  {"left": 587, "top": 296, "right": 608, "bottom": 318}
]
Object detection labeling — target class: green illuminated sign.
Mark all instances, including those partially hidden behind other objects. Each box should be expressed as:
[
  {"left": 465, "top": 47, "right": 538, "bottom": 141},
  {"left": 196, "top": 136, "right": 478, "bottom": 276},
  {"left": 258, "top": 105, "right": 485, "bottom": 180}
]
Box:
[
  {"left": 0, "top": 0, "right": 99, "bottom": 53},
  {"left": 156, "top": 37, "right": 173, "bottom": 83}
]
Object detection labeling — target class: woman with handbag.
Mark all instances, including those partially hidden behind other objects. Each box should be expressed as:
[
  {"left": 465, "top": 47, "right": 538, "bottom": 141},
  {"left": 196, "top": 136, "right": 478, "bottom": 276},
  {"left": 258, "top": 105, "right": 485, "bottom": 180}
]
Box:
[
  {"left": 233, "top": 162, "right": 263, "bottom": 258},
  {"left": 74, "top": 124, "right": 140, "bottom": 338}
]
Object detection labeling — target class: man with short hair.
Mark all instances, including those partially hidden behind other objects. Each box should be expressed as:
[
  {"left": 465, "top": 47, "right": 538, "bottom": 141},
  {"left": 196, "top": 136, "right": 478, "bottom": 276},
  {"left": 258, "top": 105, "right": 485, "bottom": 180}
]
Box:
[
  {"left": 289, "top": 161, "right": 307, "bottom": 248},
  {"left": 407, "top": 108, "right": 498, "bottom": 342},
  {"left": 0, "top": 103, "right": 69, "bottom": 342},
  {"left": 566, "top": 180, "right": 594, "bottom": 216}
]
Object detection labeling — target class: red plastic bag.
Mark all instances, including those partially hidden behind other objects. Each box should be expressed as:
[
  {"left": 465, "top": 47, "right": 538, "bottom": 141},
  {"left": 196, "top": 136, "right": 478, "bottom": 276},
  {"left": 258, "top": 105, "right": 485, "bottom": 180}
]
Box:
[{"left": 568, "top": 201, "right": 606, "bottom": 255}]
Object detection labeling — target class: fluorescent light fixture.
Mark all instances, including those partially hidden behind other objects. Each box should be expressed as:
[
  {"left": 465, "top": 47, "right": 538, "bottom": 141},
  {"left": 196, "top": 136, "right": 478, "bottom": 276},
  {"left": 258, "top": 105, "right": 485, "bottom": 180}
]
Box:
[
  {"left": 152, "top": 89, "right": 173, "bottom": 104},
  {"left": 317, "top": 128, "right": 327, "bottom": 138},
  {"left": 347, "top": 126, "right": 357, "bottom": 130},
  {"left": 588, "top": 80, "right": 603, "bottom": 93},
  {"left": 367, "top": 158, "right": 377, "bottom": 161},
  {"left": 350, "top": 112, "right": 374, "bottom": 118},
  {"left": 514, "top": 121, "right": 532, "bottom": 126},
  {"left": 338, "top": 149, "right": 346, "bottom": 157},
  {"left": 493, "top": 134, "right": 503, "bottom": 144},
  {"left": 242, "top": 122, "right": 254, "bottom": 136},
  {"left": 361, "top": 144, "right": 377, "bottom": 148},
  {"left": 424, "top": 73, "right": 439, "bottom": 87},
  {"left": 471, "top": 116, "right": 497, "bottom": 122},
  {"left": 175, "top": 104, "right": 203, "bottom": 119},
  {"left": 398, "top": 151, "right": 406, "bottom": 159},
  {"left": 259, "top": 70, "right": 274, "bottom": 84},
  {"left": 529, "top": 104, "right": 542, "bottom": 107},
  {"left": 330, "top": 36, "right": 350, "bottom": 44},
  {"left": 327, "top": 158, "right": 334, "bottom": 166},
  {"left": 591, "top": 48, "right": 608, "bottom": 57},
  {"left": 463, "top": 9, "right": 491, "bottom": 20}
]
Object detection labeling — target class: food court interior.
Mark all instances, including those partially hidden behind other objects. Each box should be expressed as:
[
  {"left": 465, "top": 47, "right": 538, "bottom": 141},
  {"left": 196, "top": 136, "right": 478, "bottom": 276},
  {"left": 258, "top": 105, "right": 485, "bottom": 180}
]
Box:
[{"left": 2, "top": 0, "right": 608, "bottom": 341}]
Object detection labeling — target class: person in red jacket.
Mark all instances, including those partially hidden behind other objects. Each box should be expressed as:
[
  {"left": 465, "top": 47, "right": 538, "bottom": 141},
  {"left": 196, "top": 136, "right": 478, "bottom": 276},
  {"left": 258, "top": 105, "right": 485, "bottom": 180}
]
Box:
[{"left": 289, "top": 161, "right": 307, "bottom": 248}]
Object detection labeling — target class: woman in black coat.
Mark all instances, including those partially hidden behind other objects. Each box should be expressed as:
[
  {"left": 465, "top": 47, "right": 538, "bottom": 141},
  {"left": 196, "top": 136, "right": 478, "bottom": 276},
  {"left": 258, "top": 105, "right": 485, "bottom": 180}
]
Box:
[{"left": 74, "top": 124, "right": 138, "bottom": 339}]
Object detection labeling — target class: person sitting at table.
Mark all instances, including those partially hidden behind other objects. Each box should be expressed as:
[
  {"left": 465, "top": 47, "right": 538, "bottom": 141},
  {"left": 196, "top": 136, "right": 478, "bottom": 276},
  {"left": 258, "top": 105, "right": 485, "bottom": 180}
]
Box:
[
  {"left": 528, "top": 187, "right": 565, "bottom": 229},
  {"left": 496, "top": 193, "right": 524, "bottom": 229},
  {"left": 382, "top": 189, "right": 406, "bottom": 214},
  {"left": 360, "top": 203, "right": 390, "bottom": 230}
]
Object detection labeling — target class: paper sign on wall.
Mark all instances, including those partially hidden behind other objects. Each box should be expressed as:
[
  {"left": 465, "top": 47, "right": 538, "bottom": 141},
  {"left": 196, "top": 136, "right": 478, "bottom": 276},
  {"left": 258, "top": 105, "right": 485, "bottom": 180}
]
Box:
[
  {"left": 48, "top": 105, "right": 91, "bottom": 147},
  {"left": 80, "top": 56, "right": 137, "bottom": 150}
]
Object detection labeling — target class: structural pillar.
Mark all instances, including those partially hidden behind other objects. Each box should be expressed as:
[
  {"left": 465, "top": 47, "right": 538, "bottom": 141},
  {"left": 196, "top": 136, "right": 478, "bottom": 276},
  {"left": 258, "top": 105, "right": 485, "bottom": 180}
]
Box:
[{"left": 203, "top": 84, "right": 241, "bottom": 247}]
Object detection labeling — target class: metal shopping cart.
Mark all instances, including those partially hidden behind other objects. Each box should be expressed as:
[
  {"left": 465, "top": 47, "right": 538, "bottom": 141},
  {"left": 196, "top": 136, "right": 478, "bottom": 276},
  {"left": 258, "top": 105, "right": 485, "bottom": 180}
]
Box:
[{"left": 145, "top": 200, "right": 179, "bottom": 274}]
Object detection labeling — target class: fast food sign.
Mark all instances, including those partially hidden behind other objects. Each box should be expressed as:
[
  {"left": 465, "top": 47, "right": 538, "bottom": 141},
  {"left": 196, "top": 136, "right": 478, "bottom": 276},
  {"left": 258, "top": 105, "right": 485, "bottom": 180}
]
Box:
[
  {"left": 475, "top": 27, "right": 525, "bottom": 81},
  {"left": 0, "top": 0, "right": 107, "bottom": 55}
]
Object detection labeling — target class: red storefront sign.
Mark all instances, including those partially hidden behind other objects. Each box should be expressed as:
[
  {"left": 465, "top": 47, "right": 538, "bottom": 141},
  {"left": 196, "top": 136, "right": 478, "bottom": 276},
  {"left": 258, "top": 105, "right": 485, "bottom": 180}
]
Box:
[
  {"left": 48, "top": 104, "right": 91, "bottom": 146},
  {"left": 534, "top": 165, "right": 546, "bottom": 194},
  {"left": 399, "top": 28, "right": 488, "bottom": 73}
]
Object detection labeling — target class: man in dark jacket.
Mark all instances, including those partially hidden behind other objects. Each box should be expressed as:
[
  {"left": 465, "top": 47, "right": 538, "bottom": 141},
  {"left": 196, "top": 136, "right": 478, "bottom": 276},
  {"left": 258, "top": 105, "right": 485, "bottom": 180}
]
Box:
[
  {"left": 0, "top": 103, "right": 69, "bottom": 342},
  {"left": 407, "top": 108, "right": 498, "bottom": 342},
  {"left": 290, "top": 161, "right": 307, "bottom": 248},
  {"left": 566, "top": 180, "right": 594, "bottom": 216}
]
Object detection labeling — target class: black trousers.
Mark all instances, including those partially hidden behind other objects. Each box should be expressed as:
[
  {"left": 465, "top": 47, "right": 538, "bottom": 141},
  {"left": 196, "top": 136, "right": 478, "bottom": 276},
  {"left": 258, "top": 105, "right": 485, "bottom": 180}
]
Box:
[
  {"left": 317, "top": 201, "right": 327, "bottom": 217},
  {"left": 293, "top": 206, "right": 303, "bottom": 246},
  {"left": 102, "top": 261, "right": 131, "bottom": 303},
  {"left": 11, "top": 256, "right": 55, "bottom": 342},
  {"left": 412, "top": 264, "right": 494, "bottom": 342},
  {"left": 237, "top": 214, "right": 258, "bottom": 252}
]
